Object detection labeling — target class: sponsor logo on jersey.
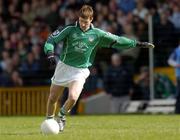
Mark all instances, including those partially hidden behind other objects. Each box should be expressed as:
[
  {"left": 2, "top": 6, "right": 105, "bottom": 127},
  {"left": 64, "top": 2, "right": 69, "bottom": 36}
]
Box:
[{"left": 73, "top": 41, "right": 88, "bottom": 53}]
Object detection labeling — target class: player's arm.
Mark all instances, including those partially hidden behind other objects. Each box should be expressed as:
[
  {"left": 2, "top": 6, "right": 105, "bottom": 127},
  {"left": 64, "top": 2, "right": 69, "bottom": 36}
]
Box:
[
  {"left": 44, "top": 26, "right": 72, "bottom": 67},
  {"left": 97, "top": 29, "right": 154, "bottom": 49},
  {"left": 44, "top": 26, "right": 72, "bottom": 54}
]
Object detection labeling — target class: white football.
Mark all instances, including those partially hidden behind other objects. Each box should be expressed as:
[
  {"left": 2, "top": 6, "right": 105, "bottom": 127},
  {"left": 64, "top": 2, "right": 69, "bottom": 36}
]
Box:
[{"left": 41, "top": 119, "right": 59, "bottom": 135}]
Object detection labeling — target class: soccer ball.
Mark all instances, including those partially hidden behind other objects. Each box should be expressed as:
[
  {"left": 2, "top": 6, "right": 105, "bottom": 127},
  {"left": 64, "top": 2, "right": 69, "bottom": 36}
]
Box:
[{"left": 41, "top": 119, "right": 59, "bottom": 135}]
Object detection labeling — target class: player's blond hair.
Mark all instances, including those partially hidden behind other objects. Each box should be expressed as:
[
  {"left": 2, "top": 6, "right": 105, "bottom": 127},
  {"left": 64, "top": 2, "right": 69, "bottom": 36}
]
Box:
[{"left": 78, "top": 5, "right": 93, "bottom": 19}]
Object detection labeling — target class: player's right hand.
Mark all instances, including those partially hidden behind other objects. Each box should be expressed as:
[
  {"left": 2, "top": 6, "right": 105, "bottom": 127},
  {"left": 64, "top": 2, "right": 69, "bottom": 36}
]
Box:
[{"left": 47, "top": 52, "right": 56, "bottom": 68}]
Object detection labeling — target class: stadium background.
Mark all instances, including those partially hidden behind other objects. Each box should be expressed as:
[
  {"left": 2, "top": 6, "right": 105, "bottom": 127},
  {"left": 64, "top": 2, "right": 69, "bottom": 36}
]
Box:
[{"left": 0, "top": 0, "right": 179, "bottom": 115}]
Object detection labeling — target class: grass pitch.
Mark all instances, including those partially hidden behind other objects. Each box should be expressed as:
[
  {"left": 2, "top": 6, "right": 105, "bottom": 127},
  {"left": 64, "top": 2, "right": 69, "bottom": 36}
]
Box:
[{"left": 0, "top": 115, "right": 180, "bottom": 140}]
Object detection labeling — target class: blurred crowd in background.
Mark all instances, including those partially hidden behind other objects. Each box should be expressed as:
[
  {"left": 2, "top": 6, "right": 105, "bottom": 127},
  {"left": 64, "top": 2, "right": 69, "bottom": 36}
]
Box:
[{"left": 0, "top": 0, "right": 179, "bottom": 100}]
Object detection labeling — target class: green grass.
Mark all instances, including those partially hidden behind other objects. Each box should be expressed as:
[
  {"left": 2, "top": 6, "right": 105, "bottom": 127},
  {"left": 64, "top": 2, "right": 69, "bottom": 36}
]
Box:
[{"left": 0, "top": 115, "right": 180, "bottom": 140}]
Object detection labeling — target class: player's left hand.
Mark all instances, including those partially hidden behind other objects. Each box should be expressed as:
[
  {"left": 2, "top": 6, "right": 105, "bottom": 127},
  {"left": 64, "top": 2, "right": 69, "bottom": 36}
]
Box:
[{"left": 47, "top": 52, "right": 57, "bottom": 69}]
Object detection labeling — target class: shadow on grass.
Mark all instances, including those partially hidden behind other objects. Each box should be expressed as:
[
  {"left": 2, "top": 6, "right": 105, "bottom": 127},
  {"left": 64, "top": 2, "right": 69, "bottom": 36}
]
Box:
[{"left": 0, "top": 132, "right": 41, "bottom": 136}]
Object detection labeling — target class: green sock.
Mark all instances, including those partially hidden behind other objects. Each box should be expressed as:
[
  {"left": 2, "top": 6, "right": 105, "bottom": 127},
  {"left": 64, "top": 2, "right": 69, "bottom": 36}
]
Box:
[
  {"left": 58, "top": 107, "right": 67, "bottom": 117},
  {"left": 46, "top": 115, "right": 54, "bottom": 119}
]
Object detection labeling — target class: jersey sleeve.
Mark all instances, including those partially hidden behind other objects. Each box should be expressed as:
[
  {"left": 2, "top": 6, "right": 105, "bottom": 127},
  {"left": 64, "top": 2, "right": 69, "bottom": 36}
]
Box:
[
  {"left": 44, "top": 26, "right": 72, "bottom": 54},
  {"left": 97, "top": 29, "right": 137, "bottom": 49}
]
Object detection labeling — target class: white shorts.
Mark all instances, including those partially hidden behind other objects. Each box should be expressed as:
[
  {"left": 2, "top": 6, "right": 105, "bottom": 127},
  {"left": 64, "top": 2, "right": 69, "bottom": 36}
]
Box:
[{"left": 51, "top": 61, "right": 90, "bottom": 87}]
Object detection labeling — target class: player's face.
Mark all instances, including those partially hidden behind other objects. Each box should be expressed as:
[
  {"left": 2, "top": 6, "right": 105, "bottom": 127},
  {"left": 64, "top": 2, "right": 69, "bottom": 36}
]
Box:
[
  {"left": 79, "top": 17, "right": 93, "bottom": 31},
  {"left": 111, "top": 54, "right": 121, "bottom": 66}
]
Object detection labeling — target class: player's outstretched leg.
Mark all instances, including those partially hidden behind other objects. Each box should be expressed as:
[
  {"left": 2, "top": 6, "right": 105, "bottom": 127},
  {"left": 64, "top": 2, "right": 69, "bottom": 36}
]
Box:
[
  {"left": 57, "top": 81, "right": 84, "bottom": 132},
  {"left": 46, "top": 85, "right": 64, "bottom": 119}
]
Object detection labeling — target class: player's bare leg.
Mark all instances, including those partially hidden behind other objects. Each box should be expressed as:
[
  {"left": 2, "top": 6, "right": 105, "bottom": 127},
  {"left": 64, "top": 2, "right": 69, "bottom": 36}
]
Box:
[
  {"left": 64, "top": 81, "right": 84, "bottom": 112},
  {"left": 57, "top": 80, "right": 84, "bottom": 131},
  {"left": 46, "top": 84, "right": 65, "bottom": 119}
]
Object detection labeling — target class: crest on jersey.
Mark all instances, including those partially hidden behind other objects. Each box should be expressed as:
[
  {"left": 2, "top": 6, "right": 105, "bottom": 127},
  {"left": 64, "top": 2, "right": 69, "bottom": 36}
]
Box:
[
  {"left": 88, "top": 36, "right": 95, "bottom": 42},
  {"left": 52, "top": 30, "right": 60, "bottom": 36}
]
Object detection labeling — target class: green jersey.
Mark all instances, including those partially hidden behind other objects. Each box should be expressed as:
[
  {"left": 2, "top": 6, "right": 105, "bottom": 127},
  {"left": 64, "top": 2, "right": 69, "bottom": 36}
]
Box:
[{"left": 44, "top": 22, "right": 137, "bottom": 68}]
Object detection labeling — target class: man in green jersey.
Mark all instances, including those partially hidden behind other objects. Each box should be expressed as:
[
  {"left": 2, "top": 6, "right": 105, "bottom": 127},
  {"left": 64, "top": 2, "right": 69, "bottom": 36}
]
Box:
[{"left": 44, "top": 5, "right": 154, "bottom": 131}]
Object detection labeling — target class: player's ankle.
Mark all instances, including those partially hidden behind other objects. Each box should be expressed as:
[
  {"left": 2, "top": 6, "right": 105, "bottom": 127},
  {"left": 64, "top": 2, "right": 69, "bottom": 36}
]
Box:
[
  {"left": 46, "top": 115, "right": 54, "bottom": 119},
  {"left": 58, "top": 107, "right": 67, "bottom": 117}
]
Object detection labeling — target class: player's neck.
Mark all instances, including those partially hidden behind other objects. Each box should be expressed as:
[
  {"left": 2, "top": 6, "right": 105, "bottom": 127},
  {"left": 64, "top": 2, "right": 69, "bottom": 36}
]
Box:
[{"left": 82, "top": 27, "right": 90, "bottom": 32}]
